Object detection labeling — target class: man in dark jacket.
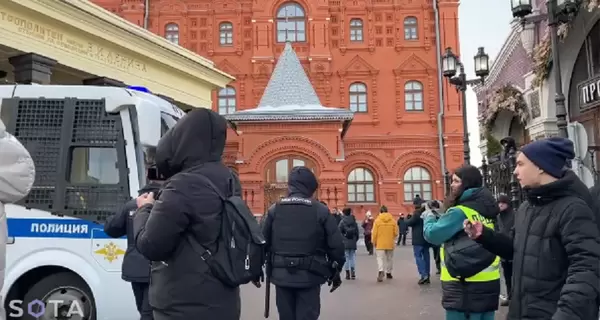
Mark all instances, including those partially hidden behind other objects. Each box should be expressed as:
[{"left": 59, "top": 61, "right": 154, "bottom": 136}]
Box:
[
  {"left": 397, "top": 213, "right": 408, "bottom": 246},
  {"left": 406, "top": 205, "right": 431, "bottom": 284},
  {"left": 495, "top": 193, "right": 514, "bottom": 307},
  {"left": 104, "top": 182, "right": 160, "bottom": 320},
  {"left": 262, "top": 166, "right": 345, "bottom": 320},
  {"left": 465, "top": 137, "right": 600, "bottom": 320},
  {"left": 133, "top": 109, "right": 242, "bottom": 320},
  {"left": 362, "top": 211, "right": 374, "bottom": 255},
  {"left": 339, "top": 207, "right": 359, "bottom": 280}
]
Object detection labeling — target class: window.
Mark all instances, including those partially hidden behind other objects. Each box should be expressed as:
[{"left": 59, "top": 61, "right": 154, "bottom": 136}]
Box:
[
  {"left": 70, "top": 147, "right": 119, "bottom": 184},
  {"left": 349, "top": 19, "right": 363, "bottom": 42},
  {"left": 165, "top": 23, "right": 179, "bottom": 44},
  {"left": 266, "top": 156, "right": 315, "bottom": 183},
  {"left": 349, "top": 82, "right": 368, "bottom": 112},
  {"left": 219, "top": 22, "right": 234, "bottom": 46},
  {"left": 347, "top": 167, "right": 375, "bottom": 203},
  {"left": 403, "top": 166, "right": 432, "bottom": 202},
  {"left": 276, "top": 2, "right": 306, "bottom": 42},
  {"left": 405, "top": 81, "right": 423, "bottom": 111},
  {"left": 218, "top": 87, "right": 236, "bottom": 115},
  {"left": 404, "top": 17, "right": 418, "bottom": 40}
]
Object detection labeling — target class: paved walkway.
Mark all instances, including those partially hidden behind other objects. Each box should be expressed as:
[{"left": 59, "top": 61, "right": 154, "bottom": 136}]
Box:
[{"left": 241, "top": 244, "right": 509, "bottom": 319}]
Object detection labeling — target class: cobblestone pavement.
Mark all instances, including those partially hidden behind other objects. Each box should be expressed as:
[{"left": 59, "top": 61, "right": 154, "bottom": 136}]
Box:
[{"left": 241, "top": 243, "right": 509, "bottom": 319}]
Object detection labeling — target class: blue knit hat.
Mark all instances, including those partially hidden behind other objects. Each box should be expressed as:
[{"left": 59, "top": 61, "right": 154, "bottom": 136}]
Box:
[{"left": 520, "top": 137, "right": 575, "bottom": 178}]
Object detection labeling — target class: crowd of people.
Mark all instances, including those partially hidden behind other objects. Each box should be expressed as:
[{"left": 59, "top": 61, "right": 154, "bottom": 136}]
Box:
[{"left": 2, "top": 109, "right": 594, "bottom": 320}]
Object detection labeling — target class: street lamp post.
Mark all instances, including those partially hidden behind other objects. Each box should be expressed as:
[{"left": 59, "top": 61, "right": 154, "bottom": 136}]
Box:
[
  {"left": 442, "top": 47, "right": 490, "bottom": 165},
  {"left": 511, "top": 0, "right": 581, "bottom": 138}
]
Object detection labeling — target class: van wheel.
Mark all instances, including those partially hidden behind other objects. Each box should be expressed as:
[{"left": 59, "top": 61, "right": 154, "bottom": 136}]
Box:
[{"left": 21, "top": 272, "right": 95, "bottom": 320}]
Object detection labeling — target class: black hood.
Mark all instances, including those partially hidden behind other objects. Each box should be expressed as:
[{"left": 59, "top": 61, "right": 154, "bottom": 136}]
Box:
[
  {"left": 341, "top": 214, "right": 356, "bottom": 224},
  {"left": 138, "top": 181, "right": 162, "bottom": 196},
  {"left": 155, "top": 109, "right": 227, "bottom": 179},
  {"left": 525, "top": 170, "right": 594, "bottom": 207},
  {"left": 457, "top": 187, "right": 499, "bottom": 219},
  {"left": 288, "top": 167, "right": 318, "bottom": 198}
]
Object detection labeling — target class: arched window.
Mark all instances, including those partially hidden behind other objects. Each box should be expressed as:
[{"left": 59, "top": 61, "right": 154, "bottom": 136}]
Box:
[
  {"left": 349, "top": 19, "right": 363, "bottom": 42},
  {"left": 217, "top": 86, "right": 236, "bottom": 115},
  {"left": 276, "top": 2, "right": 306, "bottom": 43},
  {"left": 219, "top": 22, "right": 234, "bottom": 46},
  {"left": 165, "top": 23, "right": 179, "bottom": 44},
  {"left": 403, "top": 166, "right": 432, "bottom": 202},
  {"left": 405, "top": 81, "right": 423, "bottom": 111},
  {"left": 266, "top": 156, "right": 315, "bottom": 184},
  {"left": 349, "top": 82, "right": 368, "bottom": 112},
  {"left": 404, "top": 17, "right": 418, "bottom": 40},
  {"left": 347, "top": 168, "right": 375, "bottom": 203}
]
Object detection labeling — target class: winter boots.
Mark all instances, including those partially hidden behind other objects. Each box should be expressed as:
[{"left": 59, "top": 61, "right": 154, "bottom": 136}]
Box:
[
  {"left": 377, "top": 271, "right": 384, "bottom": 282},
  {"left": 418, "top": 276, "right": 431, "bottom": 285},
  {"left": 345, "top": 270, "right": 351, "bottom": 280},
  {"left": 351, "top": 268, "right": 356, "bottom": 279},
  {"left": 386, "top": 273, "right": 393, "bottom": 279}
]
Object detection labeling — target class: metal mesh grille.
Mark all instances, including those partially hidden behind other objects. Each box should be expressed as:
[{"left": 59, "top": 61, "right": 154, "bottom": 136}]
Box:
[
  {"left": 13, "top": 99, "right": 64, "bottom": 209},
  {"left": 65, "top": 187, "right": 130, "bottom": 222},
  {"left": 5, "top": 98, "right": 129, "bottom": 222},
  {"left": 72, "top": 100, "right": 120, "bottom": 143}
]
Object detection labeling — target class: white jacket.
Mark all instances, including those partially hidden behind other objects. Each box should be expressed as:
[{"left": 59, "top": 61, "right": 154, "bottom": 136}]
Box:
[{"left": 0, "top": 119, "right": 35, "bottom": 320}]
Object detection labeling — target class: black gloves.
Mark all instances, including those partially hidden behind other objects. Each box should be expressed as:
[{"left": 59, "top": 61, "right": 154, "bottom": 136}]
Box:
[
  {"left": 327, "top": 271, "right": 342, "bottom": 293},
  {"left": 252, "top": 269, "right": 265, "bottom": 288}
]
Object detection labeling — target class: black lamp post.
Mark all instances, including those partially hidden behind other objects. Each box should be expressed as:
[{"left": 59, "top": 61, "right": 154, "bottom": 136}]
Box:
[
  {"left": 442, "top": 47, "right": 490, "bottom": 165},
  {"left": 511, "top": 0, "right": 581, "bottom": 138}
]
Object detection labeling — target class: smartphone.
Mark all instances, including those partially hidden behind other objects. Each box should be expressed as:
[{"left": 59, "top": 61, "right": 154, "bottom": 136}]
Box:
[{"left": 147, "top": 167, "right": 163, "bottom": 181}]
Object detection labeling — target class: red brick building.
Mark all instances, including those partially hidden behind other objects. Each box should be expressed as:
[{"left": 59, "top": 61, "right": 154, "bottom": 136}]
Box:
[{"left": 92, "top": 0, "right": 464, "bottom": 218}]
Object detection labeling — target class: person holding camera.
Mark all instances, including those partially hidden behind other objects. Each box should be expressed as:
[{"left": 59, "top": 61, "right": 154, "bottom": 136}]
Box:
[
  {"left": 423, "top": 165, "right": 500, "bottom": 320},
  {"left": 132, "top": 109, "right": 243, "bottom": 320}
]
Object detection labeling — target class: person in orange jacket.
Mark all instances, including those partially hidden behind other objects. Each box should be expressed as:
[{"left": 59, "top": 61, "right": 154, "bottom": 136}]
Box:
[{"left": 372, "top": 205, "right": 399, "bottom": 282}]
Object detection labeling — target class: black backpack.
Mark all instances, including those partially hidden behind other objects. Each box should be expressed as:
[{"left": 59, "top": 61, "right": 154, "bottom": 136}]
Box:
[
  {"left": 344, "top": 222, "right": 358, "bottom": 239},
  {"left": 187, "top": 174, "right": 266, "bottom": 288}
]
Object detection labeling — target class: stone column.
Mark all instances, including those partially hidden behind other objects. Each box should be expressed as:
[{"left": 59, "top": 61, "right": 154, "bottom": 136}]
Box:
[
  {"left": 8, "top": 53, "right": 57, "bottom": 84},
  {"left": 83, "top": 77, "right": 126, "bottom": 87}
]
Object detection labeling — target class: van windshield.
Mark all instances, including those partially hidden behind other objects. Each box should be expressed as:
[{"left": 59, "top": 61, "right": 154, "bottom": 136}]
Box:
[{"left": 160, "top": 112, "right": 179, "bottom": 136}]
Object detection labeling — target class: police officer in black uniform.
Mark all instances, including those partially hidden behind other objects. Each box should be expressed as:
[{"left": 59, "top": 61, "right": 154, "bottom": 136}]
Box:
[{"left": 262, "top": 166, "right": 345, "bottom": 320}]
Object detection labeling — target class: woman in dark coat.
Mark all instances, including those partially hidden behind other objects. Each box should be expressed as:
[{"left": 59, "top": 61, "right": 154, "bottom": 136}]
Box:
[{"left": 339, "top": 207, "right": 359, "bottom": 279}]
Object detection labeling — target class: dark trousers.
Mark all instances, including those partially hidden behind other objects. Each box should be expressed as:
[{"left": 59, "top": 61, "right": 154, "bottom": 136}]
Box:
[
  {"left": 276, "top": 286, "right": 321, "bottom": 320},
  {"left": 131, "top": 282, "right": 153, "bottom": 320},
  {"left": 431, "top": 246, "right": 441, "bottom": 271},
  {"left": 502, "top": 260, "right": 513, "bottom": 299},
  {"left": 397, "top": 233, "right": 407, "bottom": 245},
  {"left": 364, "top": 234, "right": 373, "bottom": 254}
]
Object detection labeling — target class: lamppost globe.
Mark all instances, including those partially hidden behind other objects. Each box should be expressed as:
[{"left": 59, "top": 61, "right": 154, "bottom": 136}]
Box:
[
  {"left": 474, "top": 47, "right": 490, "bottom": 78},
  {"left": 511, "top": 0, "right": 533, "bottom": 18},
  {"left": 442, "top": 47, "right": 458, "bottom": 78}
]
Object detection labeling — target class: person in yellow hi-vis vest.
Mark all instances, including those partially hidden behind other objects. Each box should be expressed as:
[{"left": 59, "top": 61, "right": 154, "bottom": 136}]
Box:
[{"left": 423, "top": 165, "right": 500, "bottom": 320}]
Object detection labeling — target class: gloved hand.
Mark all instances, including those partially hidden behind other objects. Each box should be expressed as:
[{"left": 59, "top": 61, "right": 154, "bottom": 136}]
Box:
[
  {"left": 327, "top": 272, "right": 342, "bottom": 293},
  {"left": 252, "top": 270, "right": 265, "bottom": 288},
  {"left": 421, "top": 210, "right": 435, "bottom": 221}
]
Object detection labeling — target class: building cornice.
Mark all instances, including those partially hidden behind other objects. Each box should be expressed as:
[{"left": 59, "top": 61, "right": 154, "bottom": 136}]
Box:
[
  {"left": 12, "top": 0, "right": 234, "bottom": 87},
  {"left": 473, "top": 22, "right": 521, "bottom": 94}
]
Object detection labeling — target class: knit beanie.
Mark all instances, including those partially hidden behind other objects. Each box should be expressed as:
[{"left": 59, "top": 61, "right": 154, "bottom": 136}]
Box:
[
  {"left": 520, "top": 137, "right": 575, "bottom": 178},
  {"left": 497, "top": 194, "right": 510, "bottom": 205}
]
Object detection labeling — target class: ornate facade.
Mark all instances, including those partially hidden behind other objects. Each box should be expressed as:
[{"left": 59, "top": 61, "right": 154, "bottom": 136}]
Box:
[{"left": 93, "top": 0, "right": 464, "bottom": 217}]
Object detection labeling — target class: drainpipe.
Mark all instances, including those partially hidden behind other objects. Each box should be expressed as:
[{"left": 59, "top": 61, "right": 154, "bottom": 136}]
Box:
[
  {"left": 434, "top": 0, "right": 448, "bottom": 195},
  {"left": 143, "top": 0, "right": 150, "bottom": 29}
]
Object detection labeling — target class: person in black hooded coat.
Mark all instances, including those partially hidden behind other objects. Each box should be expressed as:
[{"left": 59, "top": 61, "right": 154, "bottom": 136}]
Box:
[
  {"left": 262, "top": 166, "right": 345, "bottom": 320},
  {"left": 132, "top": 109, "right": 242, "bottom": 320}
]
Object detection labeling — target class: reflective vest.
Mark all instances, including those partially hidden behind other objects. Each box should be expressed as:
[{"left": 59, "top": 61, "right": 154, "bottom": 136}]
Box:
[{"left": 440, "top": 205, "right": 500, "bottom": 283}]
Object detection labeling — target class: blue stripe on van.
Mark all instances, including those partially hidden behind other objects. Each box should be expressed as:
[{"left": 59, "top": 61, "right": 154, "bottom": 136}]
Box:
[{"left": 7, "top": 218, "right": 119, "bottom": 239}]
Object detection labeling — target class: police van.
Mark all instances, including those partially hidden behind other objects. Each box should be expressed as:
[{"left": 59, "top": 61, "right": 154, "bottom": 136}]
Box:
[{"left": 0, "top": 84, "right": 184, "bottom": 320}]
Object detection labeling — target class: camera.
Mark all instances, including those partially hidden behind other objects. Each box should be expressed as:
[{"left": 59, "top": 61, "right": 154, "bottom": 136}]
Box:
[{"left": 147, "top": 166, "right": 166, "bottom": 181}]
